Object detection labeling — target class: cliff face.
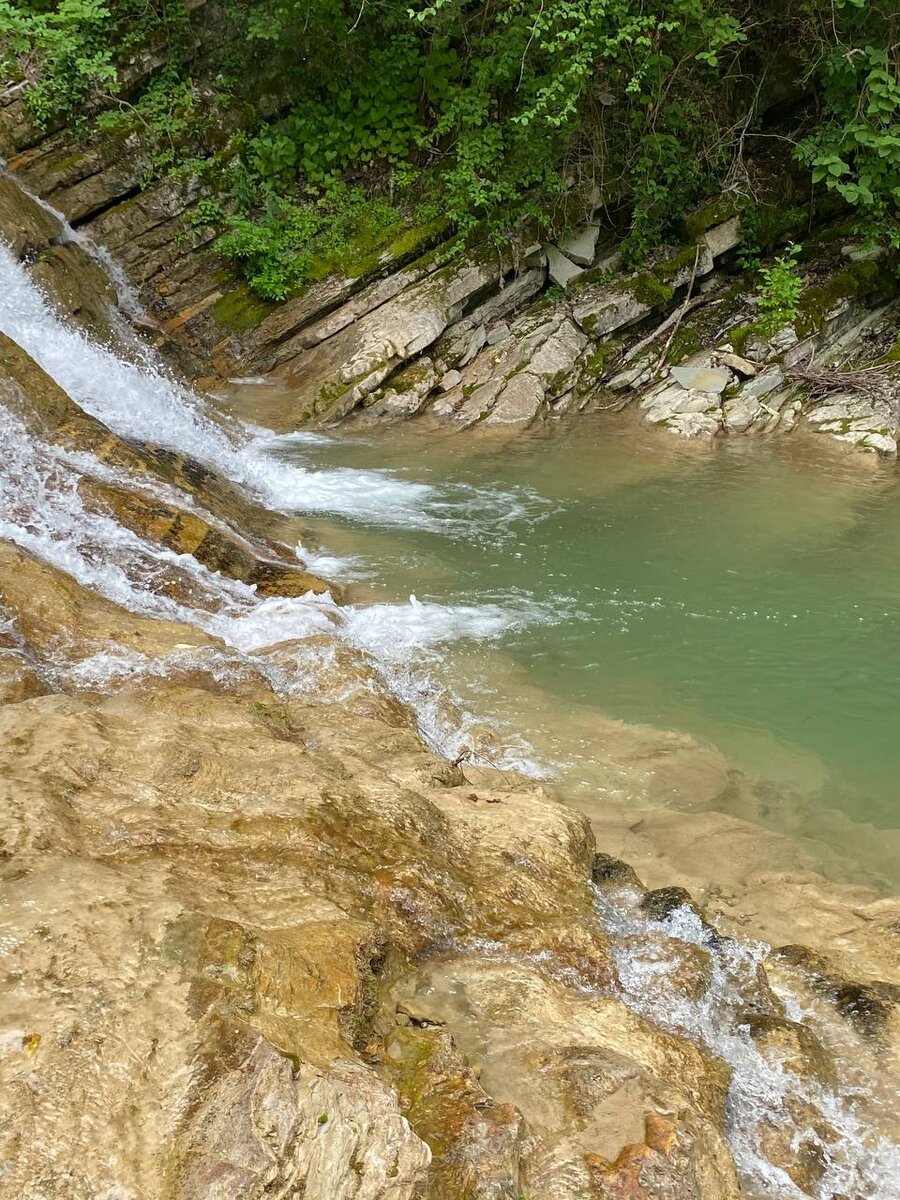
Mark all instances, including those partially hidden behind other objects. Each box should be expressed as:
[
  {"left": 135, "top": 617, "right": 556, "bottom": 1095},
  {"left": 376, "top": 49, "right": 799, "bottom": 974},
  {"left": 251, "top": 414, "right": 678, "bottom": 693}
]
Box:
[{"left": 3, "top": 75, "right": 898, "bottom": 454}]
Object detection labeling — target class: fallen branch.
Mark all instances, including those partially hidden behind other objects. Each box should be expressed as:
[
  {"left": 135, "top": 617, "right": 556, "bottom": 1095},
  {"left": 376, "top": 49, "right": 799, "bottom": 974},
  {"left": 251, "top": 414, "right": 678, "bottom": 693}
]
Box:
[{"left": 785, "top": 362, "right": 900, "bottom": 409}]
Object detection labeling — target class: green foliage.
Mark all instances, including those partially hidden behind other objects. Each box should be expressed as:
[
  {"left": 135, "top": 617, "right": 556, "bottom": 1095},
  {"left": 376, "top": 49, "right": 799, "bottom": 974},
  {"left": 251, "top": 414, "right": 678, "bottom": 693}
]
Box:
[
  {"left": 0, "top": 0, "right": 193, "bottom": 127},
  {"left": 0, "top": 0, "right": 117, "bottom": 125},
  {"left": 411, "top": 0, "right": 746, "bottom": 246},
  {"left": 217, "top": 186, "right": 401, "bottom": 300},
  {"left": 756, "top": 244, "right": 804, "bottom": 337},
  {"left": 3, "top": 0, "right": 898, "bottom": 301},
  {"left": 796, "top": 0, "right": 900, "bottom": 251}
]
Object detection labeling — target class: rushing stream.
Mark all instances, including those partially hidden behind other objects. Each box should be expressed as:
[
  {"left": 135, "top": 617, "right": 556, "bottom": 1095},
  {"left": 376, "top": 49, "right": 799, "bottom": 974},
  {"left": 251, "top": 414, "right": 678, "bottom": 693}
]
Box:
[{"left": 1, "top": 203, "right": 899, "bottom": 1197}]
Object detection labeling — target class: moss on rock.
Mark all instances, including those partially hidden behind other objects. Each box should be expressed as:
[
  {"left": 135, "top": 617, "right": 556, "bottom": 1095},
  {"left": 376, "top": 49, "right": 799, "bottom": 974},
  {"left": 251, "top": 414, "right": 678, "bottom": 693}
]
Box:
[{"left": 211, "top": 284, "right": 275, "bottom": 332}]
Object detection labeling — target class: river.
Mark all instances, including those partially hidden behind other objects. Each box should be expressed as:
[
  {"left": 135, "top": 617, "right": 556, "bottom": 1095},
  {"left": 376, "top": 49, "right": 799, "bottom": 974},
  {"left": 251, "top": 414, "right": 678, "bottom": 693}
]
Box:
[{"left": 1, "top": 220, "right": 899, "bottom": 1198}]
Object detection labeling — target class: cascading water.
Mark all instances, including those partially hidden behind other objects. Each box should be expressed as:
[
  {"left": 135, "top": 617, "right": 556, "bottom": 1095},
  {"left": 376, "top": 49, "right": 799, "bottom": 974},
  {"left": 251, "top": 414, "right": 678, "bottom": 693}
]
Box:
[
  {"left": 595, "top": 887, "right": 900, "bottom": 1200},
  {"left": 0, "top": 189, "right": 897, "bottom": 1199},
  {"left": 0, "top": 237, "right": 555, "bottom": 765}
]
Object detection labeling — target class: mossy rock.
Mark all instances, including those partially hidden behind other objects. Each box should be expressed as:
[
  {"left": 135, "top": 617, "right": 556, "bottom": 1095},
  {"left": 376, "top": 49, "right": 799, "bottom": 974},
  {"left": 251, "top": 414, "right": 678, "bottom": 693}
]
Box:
[
  {"left": 652, "top": 244, "right": 701, "bottom": 281},
  {"left": 795, "top": 257, "right": 898, "bottom": 337},
  {"left": 211, "top": 283, "right": 276, "bottom": 332},
  {"left": 577, "top": 340, "right": 621, "bottom": 391},
  {"left": 682, "top": 196, "right": 742, "bottom": 242},
  {"left": 627, "top": 273, "right": 674, "bottom": 308}
]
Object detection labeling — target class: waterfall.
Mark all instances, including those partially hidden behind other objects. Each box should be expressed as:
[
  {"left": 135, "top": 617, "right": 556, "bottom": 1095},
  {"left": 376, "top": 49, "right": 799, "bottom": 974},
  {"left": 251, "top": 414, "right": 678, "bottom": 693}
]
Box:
[{"left": 0, "top": 240, "right": 552, "bottom": 766}]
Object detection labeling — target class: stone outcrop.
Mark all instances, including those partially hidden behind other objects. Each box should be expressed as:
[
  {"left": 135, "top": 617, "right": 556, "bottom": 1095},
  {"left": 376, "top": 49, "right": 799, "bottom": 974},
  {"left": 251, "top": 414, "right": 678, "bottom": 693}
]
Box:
[
  {"left": 0, "top": 330, "right": 336, "bottom": 597},
  {"left": 0, "top": 539, "right": 734, "bottom": 1200},
  {"left": 4, "top": 98, "right": 898, "bottom": 452},
  {"left": 2, "top": 529, "right": 897, "bottom": 1199}
]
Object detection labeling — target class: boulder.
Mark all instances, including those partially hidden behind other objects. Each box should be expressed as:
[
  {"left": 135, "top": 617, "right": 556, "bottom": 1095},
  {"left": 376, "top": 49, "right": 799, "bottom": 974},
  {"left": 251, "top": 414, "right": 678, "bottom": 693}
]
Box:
[
  {"left": 546, "top": 243, "right": 584, "bottom": 288},
  {"left": 560, "top": 223, "right": 601, "bottom": 267},
  {"left": 671, "top": 364, "right": 731, "bottom": 394}
]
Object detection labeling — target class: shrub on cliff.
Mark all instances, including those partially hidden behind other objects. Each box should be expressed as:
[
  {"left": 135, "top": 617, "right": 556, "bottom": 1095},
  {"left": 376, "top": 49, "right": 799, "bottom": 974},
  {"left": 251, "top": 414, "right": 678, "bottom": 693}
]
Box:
[{"left": 2, "top": 0, "right": 897, "bottom": 296}]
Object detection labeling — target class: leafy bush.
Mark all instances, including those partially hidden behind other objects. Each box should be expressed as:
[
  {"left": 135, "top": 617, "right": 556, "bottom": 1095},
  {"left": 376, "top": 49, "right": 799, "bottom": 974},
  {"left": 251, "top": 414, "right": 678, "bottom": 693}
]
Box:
[
  {"left": 756, "top": 244, "right": 804, "bottom": 337},
  {"left": 796, "top": 0, "right": 900, "bottom": 251},
  {"left": 216, "top": 187, "right": 400, "bottom": 300},
  {"left": 0, "top": 0, "right": 117, "bottom": 125},
  {"left": 3, "top": 0, "right": 898, "bottom": 300}
]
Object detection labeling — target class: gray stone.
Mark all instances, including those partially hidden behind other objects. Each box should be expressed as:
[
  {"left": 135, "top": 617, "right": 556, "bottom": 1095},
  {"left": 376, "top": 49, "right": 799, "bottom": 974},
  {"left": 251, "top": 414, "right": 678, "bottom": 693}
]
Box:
[
  {"left": 546, "top": 244, "right": 585, "bottom": 288},
  {"left": 666, "top": 411, "right": 721, "bottom": 438},
  {"left": 702, "top": 216, "right": 741, "bottom": 259},
  {"left": 740, "top": 368, "right": 785, "bottom": 401},
  {"left": 671, "top": 365, "right": 731, "bottom": 395},
  {"left": 841, "top": 242, "right": 886, "bottom": 263},
  {"left": 718, "top": 352, "right": 757, "bottom": 378},
  {"left": 458, "top": 325, "right": 487, "bottom": 367},
  {"left": 439, "top": 369, "right": 461, "bottom": 392},
  {"left": 641, "top": 382, "right": 720, "bottom": 424},
  {"left": 573, "top": 288, "right": 651, "bottom": 338},
  {"left": 528, "top": 318, "right": 587, "bottom": 391},
  {"left": 485, "top": 372, "right": 546, "bottom": 425},
  {"left": 608, "top": 360, "right": 654, "bottom": 392},
  {"left": 560, "top": 223, "right": 600, "bottom": 267}
]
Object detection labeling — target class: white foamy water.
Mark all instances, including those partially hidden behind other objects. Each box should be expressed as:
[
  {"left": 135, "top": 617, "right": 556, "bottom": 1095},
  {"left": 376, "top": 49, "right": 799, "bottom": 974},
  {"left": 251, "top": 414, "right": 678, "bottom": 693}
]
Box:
[
  {"left": 595, "top": 888, "right": 900, "bottom": 1200},
  {"left": 0, "top": 245, "right": 544, "bottom": 533},
  {"left": 0, "top": 396, "right": 554, "bottom": 759},
  {"left": 0, "top": 238, "right": 556, "bottom": 763}
]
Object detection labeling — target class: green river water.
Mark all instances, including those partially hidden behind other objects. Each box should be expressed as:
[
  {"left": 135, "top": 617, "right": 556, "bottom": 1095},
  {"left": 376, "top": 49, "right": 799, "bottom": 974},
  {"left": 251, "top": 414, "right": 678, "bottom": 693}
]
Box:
[{"left": 271, "top": 408, "right": 900, "bottom": 891}]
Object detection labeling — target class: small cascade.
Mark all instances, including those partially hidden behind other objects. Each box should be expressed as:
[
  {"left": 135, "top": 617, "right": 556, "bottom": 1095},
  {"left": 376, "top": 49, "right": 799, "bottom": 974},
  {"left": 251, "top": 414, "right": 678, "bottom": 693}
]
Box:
[
  {"left": 0, "top": 230, "right": 555, "bottom": 766},
  {"left": 596, "top": 886, "right": 900, "bottom": 1199}
]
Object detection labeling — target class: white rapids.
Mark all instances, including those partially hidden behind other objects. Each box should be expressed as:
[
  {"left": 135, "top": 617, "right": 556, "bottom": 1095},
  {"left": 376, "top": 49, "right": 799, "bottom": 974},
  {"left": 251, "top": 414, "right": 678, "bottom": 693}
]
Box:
[
  {"left": 0, "top": 240, "right": 553, "bottom": 766},
  {"left": 596, "top": 887, "right": 900, "bottom": 1200}
]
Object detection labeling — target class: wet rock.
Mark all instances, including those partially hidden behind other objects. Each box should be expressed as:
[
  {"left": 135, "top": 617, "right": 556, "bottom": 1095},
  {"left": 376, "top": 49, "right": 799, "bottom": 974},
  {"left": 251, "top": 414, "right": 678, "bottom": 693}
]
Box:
[
  {"left": 381, "top": 1024, "right": 527, "bottom": 1198},
  {"left": 175, "top": 1036, "right": 431, "bottom": 1200},
  {"left": 390, "top": 956, "right": 737, "bottom": 1200},
  {"left": 0, "top": 332, "right": 329, "bottom": 580},
  {"left": 0, "top": 650, "right": 53, "bottom": 704},
  {"left": 737, "top": 1012, "right": 835, "bottom": 1084},
  {"left": 0, "top": 174, "right": 61, "bottom": 257},
  {"left": 642, "top": 886, "right": 705, "bottom": 924},
  {"left": 584, "top": 1112, "right": 741, "bottom": 1200},
  {"left": 772, "top": 945, "right": 900, "bottom": 1038},
  {"left": 591, "top": 852, "right": 643, "bottom": 890},
  {"left": 80, "top": 478, "right": 336, "bottom": 598}
]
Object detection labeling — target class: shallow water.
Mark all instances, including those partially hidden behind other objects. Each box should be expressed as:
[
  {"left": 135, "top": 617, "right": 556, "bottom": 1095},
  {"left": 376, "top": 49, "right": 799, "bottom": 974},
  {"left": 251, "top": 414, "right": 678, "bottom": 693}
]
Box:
[{"left": 234, "top": 405, "right": 900, "bottom": 889}]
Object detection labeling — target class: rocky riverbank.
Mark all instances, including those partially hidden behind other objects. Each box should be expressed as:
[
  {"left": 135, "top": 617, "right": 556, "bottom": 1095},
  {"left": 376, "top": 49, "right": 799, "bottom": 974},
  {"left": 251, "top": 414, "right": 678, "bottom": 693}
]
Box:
[
  {"left": 2, "top": 85, "right": 898, "bottom": 456},
  {"left": 2, "top": 532, "right": 899, "bottom": 1199}
]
